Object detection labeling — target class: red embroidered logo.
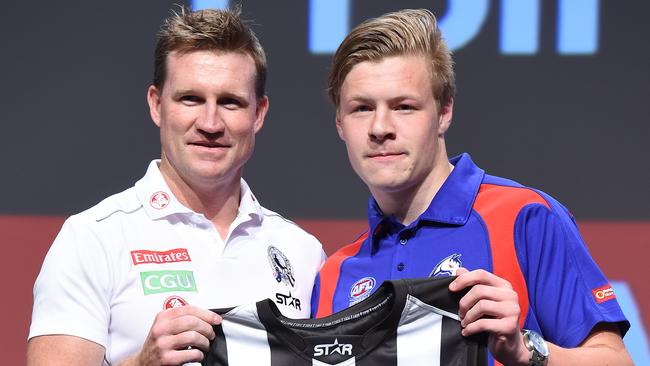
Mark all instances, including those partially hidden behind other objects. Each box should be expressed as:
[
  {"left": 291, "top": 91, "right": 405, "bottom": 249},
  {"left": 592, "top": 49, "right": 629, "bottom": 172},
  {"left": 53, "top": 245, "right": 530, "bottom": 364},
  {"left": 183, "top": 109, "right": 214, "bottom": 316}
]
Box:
[
  {"left": 163, "top": 295, "right": 188, "bottom": 310},
  {"left": 150, "top": 191, "right": 170, "bottom": 209},
  {"left": 592, "top": 284, "right": 616, "bottom": 304},
  {"left": 131, "top": 248, "right": 191, "bottom": 265}
]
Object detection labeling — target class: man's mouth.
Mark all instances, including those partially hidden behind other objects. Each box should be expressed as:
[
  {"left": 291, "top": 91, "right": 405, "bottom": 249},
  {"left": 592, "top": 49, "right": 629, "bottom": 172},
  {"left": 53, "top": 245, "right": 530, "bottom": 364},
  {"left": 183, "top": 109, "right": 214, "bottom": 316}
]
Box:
[
  {"left": 189, "top": 141, "right": 229, "bottom": 148},
  {"left": 367, "top": 151, "right": 404, "bottom": 158}
]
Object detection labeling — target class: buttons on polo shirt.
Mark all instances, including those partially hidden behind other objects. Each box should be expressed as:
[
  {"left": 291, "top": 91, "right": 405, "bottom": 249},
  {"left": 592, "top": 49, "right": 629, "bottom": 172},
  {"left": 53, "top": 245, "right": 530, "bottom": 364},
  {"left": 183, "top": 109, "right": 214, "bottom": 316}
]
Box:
[
  {"left": 397, "top": 262, "right": 405, "bottom": 271},
  {"left": 399, "top": 238, "right": 407, "bottom": 245}
]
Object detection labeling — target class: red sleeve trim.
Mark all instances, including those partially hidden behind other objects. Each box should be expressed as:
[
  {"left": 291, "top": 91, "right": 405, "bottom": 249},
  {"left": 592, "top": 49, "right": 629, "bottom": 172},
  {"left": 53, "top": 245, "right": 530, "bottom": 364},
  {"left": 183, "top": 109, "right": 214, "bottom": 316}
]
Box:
[{"left": 315, "top": 232, "right": 368, "bottom": 318}]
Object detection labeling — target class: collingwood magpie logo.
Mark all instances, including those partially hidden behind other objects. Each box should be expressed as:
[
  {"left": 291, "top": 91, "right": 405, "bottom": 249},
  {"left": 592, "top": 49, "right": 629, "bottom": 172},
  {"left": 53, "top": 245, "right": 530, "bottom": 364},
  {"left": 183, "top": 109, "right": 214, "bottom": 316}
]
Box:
[
  {"left": 267, "top": 245, "right": 295, "bottom": 287},
  {"left": 313, "top": 339, "right": 353, "bottom": 357}
]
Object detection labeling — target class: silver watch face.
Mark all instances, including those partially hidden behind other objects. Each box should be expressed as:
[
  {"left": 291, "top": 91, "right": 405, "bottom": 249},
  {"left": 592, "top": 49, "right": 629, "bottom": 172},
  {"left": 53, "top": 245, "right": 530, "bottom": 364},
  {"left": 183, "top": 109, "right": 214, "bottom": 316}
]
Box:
[{"left": 527, "top": 330, "right": 550, "bottom": 357}]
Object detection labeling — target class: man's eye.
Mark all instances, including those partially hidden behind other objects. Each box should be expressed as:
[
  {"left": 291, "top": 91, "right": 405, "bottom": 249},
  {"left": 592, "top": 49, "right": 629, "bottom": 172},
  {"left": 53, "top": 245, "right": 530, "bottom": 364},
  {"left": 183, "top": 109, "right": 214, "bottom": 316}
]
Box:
[
  {"left": 395, "top": 104, "right": 414, "bottom": 111},
  {"left": 219, "top": 97, "right": 243, "bottom": 109},
  {"left": 180, "top": 95, "right": 202, "bottom": 104},
  {"left": 354, "top": 105, "right": 371, "bottom": 113}
]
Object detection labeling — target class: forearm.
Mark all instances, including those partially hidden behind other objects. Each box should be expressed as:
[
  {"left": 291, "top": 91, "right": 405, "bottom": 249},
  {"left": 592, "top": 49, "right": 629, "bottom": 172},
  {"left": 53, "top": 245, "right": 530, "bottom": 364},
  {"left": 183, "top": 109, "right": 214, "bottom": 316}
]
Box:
[
  {"left": 546, "top": 341, "right": 633, "bottom": 366},
  {"left": 116, "top": 355, "right": 137, "bottom": 366},
  {"left": 27, "top": 335, "right": 105, "bottom": 366},
  {"left": 544, "top": 324, "right": 632, "bottom": 366}
]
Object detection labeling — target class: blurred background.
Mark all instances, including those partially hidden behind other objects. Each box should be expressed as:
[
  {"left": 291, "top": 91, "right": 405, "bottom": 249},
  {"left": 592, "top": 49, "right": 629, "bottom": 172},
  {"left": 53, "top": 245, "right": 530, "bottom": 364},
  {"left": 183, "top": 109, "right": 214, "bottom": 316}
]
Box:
[{"left": 1, "top": 0, "right": 648, "bottom": 363}]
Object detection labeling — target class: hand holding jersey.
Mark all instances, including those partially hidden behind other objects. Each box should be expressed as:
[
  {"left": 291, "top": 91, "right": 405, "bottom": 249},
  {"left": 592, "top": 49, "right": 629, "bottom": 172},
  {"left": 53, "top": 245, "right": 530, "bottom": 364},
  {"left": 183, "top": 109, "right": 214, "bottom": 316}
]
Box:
[
  {"left": 450, "top": 268, "right": 529, "bottom": 365},
  {"left": 450, "top": 268, "right": 630, "bottom": 366},
  {"left": 122, "top": 306, "right": 221, "bottom": 366}
]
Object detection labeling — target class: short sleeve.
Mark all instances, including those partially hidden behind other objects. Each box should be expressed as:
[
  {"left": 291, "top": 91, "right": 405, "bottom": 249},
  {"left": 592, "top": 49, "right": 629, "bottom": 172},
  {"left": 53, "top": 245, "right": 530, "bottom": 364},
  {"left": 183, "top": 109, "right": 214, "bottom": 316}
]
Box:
[
  {"left": 514, "top": 202, "right": 629, "bottom": 347},
  {"left": 29, "top": 216, "right": 112, "bottom": 347}
]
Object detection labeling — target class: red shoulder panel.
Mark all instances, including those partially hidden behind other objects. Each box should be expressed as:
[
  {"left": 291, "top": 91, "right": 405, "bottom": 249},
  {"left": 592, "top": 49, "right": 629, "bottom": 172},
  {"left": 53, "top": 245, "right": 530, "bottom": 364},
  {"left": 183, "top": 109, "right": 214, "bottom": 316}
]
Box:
[
  {"left": 474, "top": 184, "right": 549, "bottom": 366},
  {"left": 315, "top": 232, "right": 368, "bottom": 318},
  {"left": 473, "top": 184, "right": 550, "bottom": 329}
]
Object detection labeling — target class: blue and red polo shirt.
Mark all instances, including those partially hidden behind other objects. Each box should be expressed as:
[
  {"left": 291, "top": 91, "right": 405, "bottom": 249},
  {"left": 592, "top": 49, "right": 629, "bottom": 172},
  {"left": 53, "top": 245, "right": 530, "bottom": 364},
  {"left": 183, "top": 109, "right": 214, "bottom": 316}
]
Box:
[{"left": 312, "top": 153, "right": 629, "bottom": 352}]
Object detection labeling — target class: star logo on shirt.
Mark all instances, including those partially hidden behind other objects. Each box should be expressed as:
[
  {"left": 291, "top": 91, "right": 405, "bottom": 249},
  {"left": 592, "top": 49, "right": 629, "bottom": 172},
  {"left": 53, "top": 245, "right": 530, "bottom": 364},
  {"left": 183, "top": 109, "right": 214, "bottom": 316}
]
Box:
[{"left": 314, "top": 338, "right": 353, "bottom": 357}]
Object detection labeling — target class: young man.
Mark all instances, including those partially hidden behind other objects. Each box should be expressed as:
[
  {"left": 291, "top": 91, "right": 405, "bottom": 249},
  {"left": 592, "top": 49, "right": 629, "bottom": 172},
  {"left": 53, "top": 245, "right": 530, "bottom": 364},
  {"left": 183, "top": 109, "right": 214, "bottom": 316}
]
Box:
[
  {"left": 27, "top": 8, "right": 325, "bottom": 366},
  {"left": 311, "top": 9, "right": 632, "bottom": 366}
]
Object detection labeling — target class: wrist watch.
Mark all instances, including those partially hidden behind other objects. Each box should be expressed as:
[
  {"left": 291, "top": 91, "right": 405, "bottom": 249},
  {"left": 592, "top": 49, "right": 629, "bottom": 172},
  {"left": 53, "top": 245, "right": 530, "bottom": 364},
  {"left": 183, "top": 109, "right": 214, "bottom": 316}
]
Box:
[{"left": 521, "top": 329, "right": 549, "bottom": 366}]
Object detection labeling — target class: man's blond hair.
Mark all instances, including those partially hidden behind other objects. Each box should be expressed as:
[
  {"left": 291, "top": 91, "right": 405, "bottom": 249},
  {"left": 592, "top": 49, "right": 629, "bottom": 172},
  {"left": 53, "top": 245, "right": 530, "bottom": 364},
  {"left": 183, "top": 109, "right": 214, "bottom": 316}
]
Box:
[{"left": 328, "top": 9, "right": 455, "bottom": 109}]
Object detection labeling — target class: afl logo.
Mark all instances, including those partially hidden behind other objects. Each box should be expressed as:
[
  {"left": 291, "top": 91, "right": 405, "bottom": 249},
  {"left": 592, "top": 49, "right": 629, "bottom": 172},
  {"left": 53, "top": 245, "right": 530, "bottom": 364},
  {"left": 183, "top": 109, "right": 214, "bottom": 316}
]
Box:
[
  {"left": 163, "top": 295, "right": 188, "bottom": 310},
  {"left": 150, "top": 191, "right": 170, "bottom": 210},
  {"left": 267, "top": 246, "right": 296, "bottom": 287},
  {"left": 349, "top": 277, "right": 376, "bottom": 305}
]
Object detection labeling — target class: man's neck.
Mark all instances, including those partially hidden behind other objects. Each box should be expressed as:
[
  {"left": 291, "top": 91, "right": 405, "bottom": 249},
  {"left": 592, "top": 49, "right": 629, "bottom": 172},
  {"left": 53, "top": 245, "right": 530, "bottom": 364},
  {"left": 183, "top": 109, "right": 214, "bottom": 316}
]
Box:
[
  {"left": 159, "top": 163, "right": 241, "bottom": 240},
  {"left": 372, "top": 158, "right": 454, "bottom": 227}
]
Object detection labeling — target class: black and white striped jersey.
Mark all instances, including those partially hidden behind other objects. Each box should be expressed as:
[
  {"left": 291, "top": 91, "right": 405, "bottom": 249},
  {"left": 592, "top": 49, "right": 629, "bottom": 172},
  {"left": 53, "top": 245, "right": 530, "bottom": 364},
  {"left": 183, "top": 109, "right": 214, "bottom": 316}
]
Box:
[{"left": 203, "top": 277, "right": 486, "bottom": 366}]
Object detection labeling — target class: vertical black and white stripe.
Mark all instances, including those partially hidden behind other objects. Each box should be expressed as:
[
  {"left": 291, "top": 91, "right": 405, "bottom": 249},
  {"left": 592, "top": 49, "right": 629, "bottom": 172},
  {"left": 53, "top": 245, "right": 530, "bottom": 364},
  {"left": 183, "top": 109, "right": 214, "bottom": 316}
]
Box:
[{"left": 203, "top": 277, "right": 486, "bottom": 366}]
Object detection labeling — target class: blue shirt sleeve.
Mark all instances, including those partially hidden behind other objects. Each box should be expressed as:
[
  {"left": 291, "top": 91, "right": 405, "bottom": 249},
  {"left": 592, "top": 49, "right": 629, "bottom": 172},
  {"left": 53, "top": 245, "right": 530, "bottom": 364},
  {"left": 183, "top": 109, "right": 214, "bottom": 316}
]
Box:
[{"left": 514, "top": 199, "right": 630, "bottom": 347}]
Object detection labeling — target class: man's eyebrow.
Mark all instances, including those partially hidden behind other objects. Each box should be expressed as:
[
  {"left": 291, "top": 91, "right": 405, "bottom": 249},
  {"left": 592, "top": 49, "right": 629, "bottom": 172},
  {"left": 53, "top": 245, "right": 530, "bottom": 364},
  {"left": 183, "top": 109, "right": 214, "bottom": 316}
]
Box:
[{"left": 171, "top": 89, "right": 197, "bottom": 98}]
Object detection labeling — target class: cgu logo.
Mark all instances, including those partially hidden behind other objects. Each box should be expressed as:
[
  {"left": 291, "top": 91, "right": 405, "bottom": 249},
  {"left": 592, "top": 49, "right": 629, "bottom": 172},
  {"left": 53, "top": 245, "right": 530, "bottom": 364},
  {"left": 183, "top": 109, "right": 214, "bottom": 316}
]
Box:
[
  {"left": 349, "top": 277, "right": 376, "bottom": 300},
  {"left": 140, "top": 270, "right": 198, "bottom": 295},
  {"left": 313, "top": 339, "right": 353, "bottom": 357}
]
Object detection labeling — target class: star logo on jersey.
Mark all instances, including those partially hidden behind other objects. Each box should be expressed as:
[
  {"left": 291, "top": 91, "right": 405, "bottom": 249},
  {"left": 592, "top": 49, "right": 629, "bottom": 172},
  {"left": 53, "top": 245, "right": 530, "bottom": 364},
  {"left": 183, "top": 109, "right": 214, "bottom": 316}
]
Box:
[
  {"left": 429, "top": 253, "right": 462, "bottom": 277},
  {"left": 349, "top": 277, "right": 376, "bottom": 306},
  {"left": 150, "top": 191, "right": 170, "bottom": 209},
  {"left": 267, "top": 246, "right": 295, "bottom": 287},
  {"left": 313, "top": 338, "right": 353, "bottom": 357},
  {"left": 163, "top": 295, "right": 188, "bottom": 309},
  {"left": 275, "top": 291, "right": 301, "bottom": 310}
]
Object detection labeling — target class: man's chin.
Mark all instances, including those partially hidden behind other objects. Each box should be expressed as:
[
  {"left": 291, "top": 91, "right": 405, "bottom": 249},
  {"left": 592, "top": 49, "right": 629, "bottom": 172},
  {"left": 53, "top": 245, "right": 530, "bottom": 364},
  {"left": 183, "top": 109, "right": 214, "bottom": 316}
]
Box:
[{"left": 363, "top": 176, "right": 410, "bottom": 193}]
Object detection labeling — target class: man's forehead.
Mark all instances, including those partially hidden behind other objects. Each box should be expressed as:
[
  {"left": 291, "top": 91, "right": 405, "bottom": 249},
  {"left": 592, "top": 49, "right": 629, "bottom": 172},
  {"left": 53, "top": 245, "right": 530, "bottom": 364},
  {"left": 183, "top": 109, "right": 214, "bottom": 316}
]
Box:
[{"left": 343, "top": 55, "right": 430, "bottom": 84}]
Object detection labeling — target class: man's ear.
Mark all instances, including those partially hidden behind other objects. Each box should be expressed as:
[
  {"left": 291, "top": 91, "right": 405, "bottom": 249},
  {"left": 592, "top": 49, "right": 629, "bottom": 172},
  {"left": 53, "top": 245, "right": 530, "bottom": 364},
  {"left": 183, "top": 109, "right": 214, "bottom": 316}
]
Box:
[
  {"left": 437, "top": 98, "right": 454, "bottom": 136},
  {"left": 335, "top": 110, "right": 344, "bottom": 141},
  {"left": 147, "top": 85, "right": 162, "bottom": 128},
  {"left": 254, "top": 95, "right": 269, "bottom": 133}
]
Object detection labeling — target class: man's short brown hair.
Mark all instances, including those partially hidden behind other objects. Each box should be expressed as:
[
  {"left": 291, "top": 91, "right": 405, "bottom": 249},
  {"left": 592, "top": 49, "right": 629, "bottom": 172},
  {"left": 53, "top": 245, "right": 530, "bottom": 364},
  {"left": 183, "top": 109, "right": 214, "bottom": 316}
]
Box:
[
  {"left": 153, "top": 6, "right": 267, "bottom": 98},
  {"left": 327, "top": 9, "right": 455, "bottom": 109}
]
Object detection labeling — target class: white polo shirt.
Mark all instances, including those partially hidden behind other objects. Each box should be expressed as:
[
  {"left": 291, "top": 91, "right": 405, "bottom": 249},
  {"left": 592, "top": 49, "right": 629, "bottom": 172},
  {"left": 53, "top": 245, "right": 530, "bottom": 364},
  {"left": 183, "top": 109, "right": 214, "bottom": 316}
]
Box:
[{"left": 29, "top": 160, "right": 326, "bottom": 365}]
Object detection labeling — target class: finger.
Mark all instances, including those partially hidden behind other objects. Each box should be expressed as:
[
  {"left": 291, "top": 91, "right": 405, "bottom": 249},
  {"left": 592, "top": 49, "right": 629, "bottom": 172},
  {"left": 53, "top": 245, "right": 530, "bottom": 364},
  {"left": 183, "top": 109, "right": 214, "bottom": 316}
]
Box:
[
  {"left": 168, "top": 330, "right": 212, "bottom": 353},
  {"left": 157, "top": 346, "right": 206, "bottom": 365},
  {"left": 461, "top": 316, "right": 519, "bottom": 338},
  {"left": 450, "top": 269, "right": 512, "bottom": 292},
  {"left": 162, "top": 305, "right": 222, "bottom": 325},
  {"left": 168, "top": 314, "right": 218, "bottom": 340},
  {"left": 460, "top": 298, "right": 519, "bottom": 328},
  {"left": 448, "top": 267, "right": 468, "bottom": 292},
  {"left": 150, "top": 314, "right": 217, "bottom": 343},
  {"left": 458, "top": 284, "right": 518, "bottom": 317}
]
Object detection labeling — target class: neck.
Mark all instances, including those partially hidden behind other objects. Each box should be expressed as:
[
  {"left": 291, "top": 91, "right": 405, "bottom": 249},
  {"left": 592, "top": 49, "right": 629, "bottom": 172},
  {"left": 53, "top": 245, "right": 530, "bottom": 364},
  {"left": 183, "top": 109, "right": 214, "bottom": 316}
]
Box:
[
  {"left": 372, "top": 150, "right": 453, "bottom": 226},
  {"left": 158, "top": 161, "right": 241, "bottom": 240}
]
